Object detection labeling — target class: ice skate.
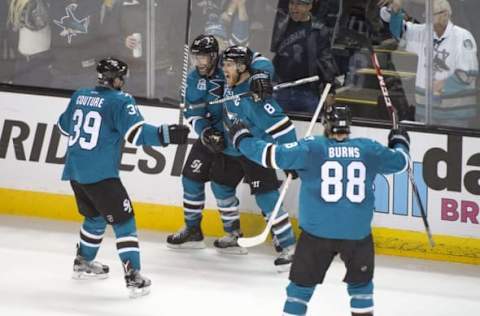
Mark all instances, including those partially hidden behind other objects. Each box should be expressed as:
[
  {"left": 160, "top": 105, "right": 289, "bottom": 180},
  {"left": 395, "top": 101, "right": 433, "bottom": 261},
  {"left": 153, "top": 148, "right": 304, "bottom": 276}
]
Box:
[
  {"left": 124, "top": 261, "right": 151, "bottom": 298},
  {"left": 214, "top": 231, "right": 248, "bottom": 255},
  {"left": 166, "top": 226, "right": 206, "bottom": 249},
  {"left": 274, "top": 245, "right": 294, "bottom": 272},
  {"left": 72, "top": 245, "right": 109, "bottom": 280}
]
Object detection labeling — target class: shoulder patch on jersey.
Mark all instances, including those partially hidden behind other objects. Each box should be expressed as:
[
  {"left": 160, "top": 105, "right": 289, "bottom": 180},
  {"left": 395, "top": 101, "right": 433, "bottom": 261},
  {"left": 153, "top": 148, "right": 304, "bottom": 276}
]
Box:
[
  {"left": 304, "top": 136, "right": 315, "bottom": 141},
  {"left": 464, "top": 39, "right": 474, "bottom": 50},
  {"left": 197, "top": 78, "right": 207, "bottom": 90},
  {"left": 283, "top": 141, "right": 298, "bottom": 149}
]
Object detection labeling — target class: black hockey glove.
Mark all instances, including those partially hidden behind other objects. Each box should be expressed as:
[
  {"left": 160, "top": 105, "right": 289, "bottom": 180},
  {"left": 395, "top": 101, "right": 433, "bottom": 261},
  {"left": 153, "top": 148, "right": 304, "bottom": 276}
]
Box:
[
  {"left": 284, "top": 169, "right": 298, "bottom": 180},
  {"left": 201, "top": 127, "right": 225, "bottom": 154},
  {"left": 388, "top": 127, "right": 410, "bottom": 150},
  {"left": 158, "top": 124, "right": 190, "bottom": 146},
  {"left": 228, "top": 119, "right": 253, "bottom": 149},
  {"left": 250, "top": 71, "right": 273, "bottom": 102}
]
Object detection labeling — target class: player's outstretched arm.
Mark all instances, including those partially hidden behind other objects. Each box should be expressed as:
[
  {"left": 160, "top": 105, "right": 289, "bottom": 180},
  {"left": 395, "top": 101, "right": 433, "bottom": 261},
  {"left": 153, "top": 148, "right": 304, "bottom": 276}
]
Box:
[
  {"left": 377, "top": 127, "right": 410, "bottom": 174},
  {"left": 229, "top": 119, "right": 308, "bottom": 171},
  {"left": 125, "top": 123, "right": 189, "bottom": 147}
]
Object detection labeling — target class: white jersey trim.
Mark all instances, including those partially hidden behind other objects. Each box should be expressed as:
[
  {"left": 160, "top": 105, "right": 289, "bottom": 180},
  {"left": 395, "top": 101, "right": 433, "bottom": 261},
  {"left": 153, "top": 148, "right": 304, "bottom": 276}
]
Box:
[
  {"left": 57, "top": 122, "right": 69, "bottom": 136},
  {"left": 124, "top": 120, "right": 145, "bottom": 145}
]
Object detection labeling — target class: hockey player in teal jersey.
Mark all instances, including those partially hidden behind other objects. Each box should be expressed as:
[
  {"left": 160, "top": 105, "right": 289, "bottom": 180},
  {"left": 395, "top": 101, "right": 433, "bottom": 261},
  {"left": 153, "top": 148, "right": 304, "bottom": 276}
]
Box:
[
  {"left": 166, "top": 35, "right": 280, "bottom": 257},
  {"left": 229, "top": 104, "right": 410, "bottom": 315},
  {"left": 166, "top": 34, "right": 240, "bottom": 252},
  {"left": 57, "top": 57, "right": 189, "bottom": 298},
  {"left": 221, "top": 45, "right": 298, "bottom": 269}
]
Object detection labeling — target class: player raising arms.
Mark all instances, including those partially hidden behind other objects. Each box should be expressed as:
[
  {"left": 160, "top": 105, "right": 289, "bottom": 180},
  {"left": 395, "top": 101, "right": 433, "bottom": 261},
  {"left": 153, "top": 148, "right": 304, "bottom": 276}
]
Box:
[
  {"left": 167, "top": 36, "right": 295, "bottom": 267},
  {"left": 221, "top": 45, "right": 298, "bottom": 270},
  {"left": 166, "top": 34, "right": 247, "bottom": 254},
  {"left": 57, "top": 57, "right": 189, "bottom": 298},
  {"left": 229, "top": 104, "right": 410, "bottom": 315}
]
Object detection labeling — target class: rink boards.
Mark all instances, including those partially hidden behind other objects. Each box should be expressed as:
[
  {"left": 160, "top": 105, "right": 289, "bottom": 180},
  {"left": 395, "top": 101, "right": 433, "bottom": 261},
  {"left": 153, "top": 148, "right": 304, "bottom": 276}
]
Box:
[{"left": 1, "top": 91, "right": 479, "bottom": 264}]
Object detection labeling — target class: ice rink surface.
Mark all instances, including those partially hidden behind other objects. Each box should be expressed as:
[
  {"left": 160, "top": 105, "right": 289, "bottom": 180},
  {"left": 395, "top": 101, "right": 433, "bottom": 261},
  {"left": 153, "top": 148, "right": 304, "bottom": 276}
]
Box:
[{"left": 0, "top": 215, "right": 479, "bottom": 316}]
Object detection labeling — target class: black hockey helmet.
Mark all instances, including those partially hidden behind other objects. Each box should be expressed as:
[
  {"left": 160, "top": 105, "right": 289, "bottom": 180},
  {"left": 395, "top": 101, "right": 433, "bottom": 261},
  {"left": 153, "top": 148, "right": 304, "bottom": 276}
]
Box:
[
  {"left": 323, "top": 104, "right": 352, "bottom": 135},
  {"left": 190, "top": 34, "right": 219, "bottom": 55},
  {"left": 96, "top": 57, "right": 128, "bottom": 87},
  {"left": 222, "top": 45, "right": 253, "bottom": 71}
]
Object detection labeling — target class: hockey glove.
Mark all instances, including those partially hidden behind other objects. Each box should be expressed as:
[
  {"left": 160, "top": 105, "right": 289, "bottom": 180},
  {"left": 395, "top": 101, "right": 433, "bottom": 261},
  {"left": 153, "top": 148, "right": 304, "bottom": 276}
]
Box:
[
  {"left": 228, "top": 119, "right": 253, "bottom": 149},
  {"left": 250, "top": 71, "right": 273, "bottom": 102},
  {"left": 388, "top": 127, "right": 410, "bottom": 150},
  {"left": 201, "top": 127, "right": 225, "bottom": 154},
  {"left": 158, "top": 124, "right": 190, "bottom": 146},
  {"left": 284, "top": 169, "right": 298, "bottom": 180}
]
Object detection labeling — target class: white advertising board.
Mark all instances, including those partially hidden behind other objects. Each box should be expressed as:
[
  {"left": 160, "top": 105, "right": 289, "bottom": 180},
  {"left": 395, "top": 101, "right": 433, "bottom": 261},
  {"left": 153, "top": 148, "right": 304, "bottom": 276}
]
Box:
[{"left": 1, "top": 92, "right": 479, "bottom": 240}]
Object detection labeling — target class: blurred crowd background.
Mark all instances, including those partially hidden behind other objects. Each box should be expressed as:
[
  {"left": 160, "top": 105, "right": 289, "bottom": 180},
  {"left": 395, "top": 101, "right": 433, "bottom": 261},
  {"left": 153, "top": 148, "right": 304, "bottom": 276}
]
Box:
[{"left": 1, "top": 0, "right": 479, "bottom": 130}]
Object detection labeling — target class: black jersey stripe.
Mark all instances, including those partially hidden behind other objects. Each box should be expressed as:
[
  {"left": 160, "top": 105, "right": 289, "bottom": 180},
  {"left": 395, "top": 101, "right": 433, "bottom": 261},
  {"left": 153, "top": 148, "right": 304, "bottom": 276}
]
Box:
[
  {"left": 265, "top": 144, "right": 274, "bottom": 168},
  {"left": 116, "top": 241, "right": 139, "bottom": 250},
  {"left": 80, "top": 232, "right": 103, "bottom": 245},
  {"left": 183, "top": 202, "right": 205, "bottom": 210},
  {"left": 268, "top": 119, "right": 293, "bottom": 139}
]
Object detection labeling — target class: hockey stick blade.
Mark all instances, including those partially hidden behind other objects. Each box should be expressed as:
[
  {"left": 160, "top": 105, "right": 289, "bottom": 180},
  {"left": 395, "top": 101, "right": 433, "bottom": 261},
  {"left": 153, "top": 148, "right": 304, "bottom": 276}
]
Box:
[
  {"left": 237, "top": 174, "right": 293, "bottom": 248},
  {"left": 237, "top": 83, "right": 332, "bottom": 248}
]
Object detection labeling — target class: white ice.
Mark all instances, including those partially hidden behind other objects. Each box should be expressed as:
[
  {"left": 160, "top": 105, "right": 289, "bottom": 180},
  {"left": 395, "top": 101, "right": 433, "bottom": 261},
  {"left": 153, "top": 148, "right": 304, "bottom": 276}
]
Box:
[{"left": 0, "top": 215, "right": 479, "bottom": 316}]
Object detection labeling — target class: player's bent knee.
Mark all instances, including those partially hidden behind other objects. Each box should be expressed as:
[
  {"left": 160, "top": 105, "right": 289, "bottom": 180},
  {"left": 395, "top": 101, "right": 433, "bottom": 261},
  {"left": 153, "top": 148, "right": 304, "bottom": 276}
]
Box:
[
  {"left": 210, "top": 181, "right": 236, "bottom": 199},
  {"left": 347, "top": 281, "right": 374, "bottom": 316},
  {"left": 283, "top": 282, "right": 315, "bottom": 315},
  {"left": 112, "top": 217, "right": 138, "bottom": 238},
  {"left": 182, "top": 176, "right": 205, "bottom": 195},
  {"left": 83, "top": 216, "right": 107, "bottom": 233}
]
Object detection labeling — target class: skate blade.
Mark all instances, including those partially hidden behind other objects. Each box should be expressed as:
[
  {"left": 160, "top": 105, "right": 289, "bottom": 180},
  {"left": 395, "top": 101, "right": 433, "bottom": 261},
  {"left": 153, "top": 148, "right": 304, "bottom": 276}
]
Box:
[
  {"left": 72, "top": 271, "right": 109, "bottom": 280},
  {"left": 128, "top": 285, "right": 151, "bottom": 299},
  {"left": 166, "top": 241, "right": 206, "bottom": 250},
  {"left": 275, "top": 263, "right": 291, "bottom": 273},
  {"left": 215, "top": 247, "right": 248, "bottom": 255}
]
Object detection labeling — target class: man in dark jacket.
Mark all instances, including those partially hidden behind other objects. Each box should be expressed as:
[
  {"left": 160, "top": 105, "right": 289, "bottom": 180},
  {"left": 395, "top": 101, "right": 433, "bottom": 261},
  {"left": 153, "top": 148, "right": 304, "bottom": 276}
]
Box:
[{"left": 271, "top": 0, "right": 338, "bottom": 113}]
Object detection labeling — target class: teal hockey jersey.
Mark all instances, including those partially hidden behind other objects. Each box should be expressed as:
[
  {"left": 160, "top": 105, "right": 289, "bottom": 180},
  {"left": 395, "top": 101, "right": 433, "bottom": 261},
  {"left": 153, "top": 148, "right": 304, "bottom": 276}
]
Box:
[
  {"left": 238, "top": 135, "right": 410, "bottom": 240},
  {"left": 58, "top": 86, "right": 164, "bottom": 184}
]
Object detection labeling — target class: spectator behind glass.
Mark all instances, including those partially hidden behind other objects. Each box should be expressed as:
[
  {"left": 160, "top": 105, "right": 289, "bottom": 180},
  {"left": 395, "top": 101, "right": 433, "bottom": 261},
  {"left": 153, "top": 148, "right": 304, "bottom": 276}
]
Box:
[
  {"left": 380, "top": 0, "right": 479, "bottom": 129},
  {"left": 271, "top": 0, "right": 337, "bottom": 114},
  {"left": 115, "top": 0, "right": 180, "bottom": 98},
  {"left": 47, "top": 0, "right": 118, "bottom": 90},
  {"left": 115, "top": 0, "right": 148, "bottom": 97},
  {"left": 8, "top": 0, "right": 52, "bottom": 87},
  {"left": 1, "top": 0, "right": 17, "bottom": 84},
  {"left": 194, "top": 0, "right": 250, "bottom": 47}
]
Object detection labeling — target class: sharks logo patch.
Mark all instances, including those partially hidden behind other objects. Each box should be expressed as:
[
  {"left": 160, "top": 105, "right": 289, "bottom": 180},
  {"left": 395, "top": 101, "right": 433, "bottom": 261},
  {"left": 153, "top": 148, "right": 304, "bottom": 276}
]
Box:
[{"left": 53, "top": 4, "right": 90, "bottom": 44}]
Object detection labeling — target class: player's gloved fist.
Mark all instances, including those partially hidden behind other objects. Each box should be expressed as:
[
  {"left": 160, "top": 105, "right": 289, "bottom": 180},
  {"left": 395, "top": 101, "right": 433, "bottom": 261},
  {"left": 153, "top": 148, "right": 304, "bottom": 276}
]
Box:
[
  {"left": 159, "top": 124, "right": 190, "bottom": 146},
  {"left": 250, "top": 71, "right": 273, "bottom": 102},
  {"left": 201, "top": 127, "right": 225, "bottom": 153},
  {"left": 284, "top": 169, "right": 298, "bottom": 180},
  {"left": 388, "top": 127, "right": 410, "bottom": 150},
  {"left": 228, "top": 119, "right": 253, "bottom": 149}
]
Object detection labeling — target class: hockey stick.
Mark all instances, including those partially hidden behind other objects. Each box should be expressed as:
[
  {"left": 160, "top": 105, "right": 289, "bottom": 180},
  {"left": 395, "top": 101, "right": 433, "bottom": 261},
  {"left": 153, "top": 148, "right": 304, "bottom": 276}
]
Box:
[
  {"left": 179, "top": 0, "right": 193, "bottom": 125},
  {"left": 237, "top": 83, "right": 332, "bottom": 248},
  {"left": 341, "top": 29, "right": 436, "bottom": 247},
  {"left": 371, "top": 52, "right": 435, "bottom": 248},
  {"left": 208, "top": 75, "right": 320, "bottom": 105}
]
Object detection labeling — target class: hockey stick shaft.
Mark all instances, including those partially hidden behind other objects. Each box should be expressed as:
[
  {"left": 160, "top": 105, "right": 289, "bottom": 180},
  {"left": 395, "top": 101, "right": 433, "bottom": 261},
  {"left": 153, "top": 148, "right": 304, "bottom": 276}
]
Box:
[
  {"left": 208, "top": 75, "right": 320, "bottom": 105},
  {"left": 273, "top": 75, "right": 320, "bottom": 91},
  {"left": 238, "top": 83, "right": 332, "bottom": 248},
  {"left": 179, "top": 0, "right": 192, "bottom": 125},
  {"left": 370, "top": 49, "right": 435, "bottom": 248}
]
